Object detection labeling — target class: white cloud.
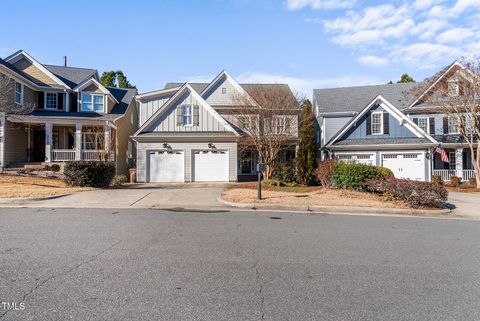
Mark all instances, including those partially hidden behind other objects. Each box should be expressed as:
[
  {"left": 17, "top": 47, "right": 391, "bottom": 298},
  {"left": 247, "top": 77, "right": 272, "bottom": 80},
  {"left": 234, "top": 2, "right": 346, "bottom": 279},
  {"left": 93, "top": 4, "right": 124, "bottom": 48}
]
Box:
[
  {"left": 357, "top": 55, "right": 389, "bottom": 67},
  {"left": 436, "top": 27, "right": 475, "bottom": 43},
  {"left": 285, "top": 0, "right": 356, "bottom": 10},
  {"left": 390, "top": 43, "right": 462, "bottom": 69}
]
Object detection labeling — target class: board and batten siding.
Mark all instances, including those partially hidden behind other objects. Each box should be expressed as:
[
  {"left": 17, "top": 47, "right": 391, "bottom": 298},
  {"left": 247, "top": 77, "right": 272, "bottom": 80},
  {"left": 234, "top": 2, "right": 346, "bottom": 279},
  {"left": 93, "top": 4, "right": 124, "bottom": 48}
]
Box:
[
  {"left": 138, "top": 93, "right": 174, "bottom": 128},
  {"left": 136, "top": 141, "right": 238, "bottom": 182},
  {"left": 203, "top": 76, "right": 241, "bottom": 106},
  {"left": 148, "top": 91, "right": 230, "bottom": 133},
  {"left": 341, "top": 104, "right": 416, "bottom": 140}
]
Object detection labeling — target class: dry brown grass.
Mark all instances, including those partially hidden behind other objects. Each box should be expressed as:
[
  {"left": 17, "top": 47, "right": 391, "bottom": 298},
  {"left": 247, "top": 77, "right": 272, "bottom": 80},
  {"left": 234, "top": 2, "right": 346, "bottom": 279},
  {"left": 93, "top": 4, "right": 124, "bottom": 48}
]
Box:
[
  {"left": 222, "top": 187, "right": 409, "bottom": 208},
  {"left": 0, "top": 174, "right": 90, "bottom": 198}
]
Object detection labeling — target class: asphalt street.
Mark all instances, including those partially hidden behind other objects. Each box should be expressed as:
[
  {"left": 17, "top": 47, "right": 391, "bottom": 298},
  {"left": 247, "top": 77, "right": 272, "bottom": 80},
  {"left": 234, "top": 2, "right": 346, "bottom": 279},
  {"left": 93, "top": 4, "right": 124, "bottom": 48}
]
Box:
[{"left": 0, "top": 207, "right": 479, "bottom": 321}]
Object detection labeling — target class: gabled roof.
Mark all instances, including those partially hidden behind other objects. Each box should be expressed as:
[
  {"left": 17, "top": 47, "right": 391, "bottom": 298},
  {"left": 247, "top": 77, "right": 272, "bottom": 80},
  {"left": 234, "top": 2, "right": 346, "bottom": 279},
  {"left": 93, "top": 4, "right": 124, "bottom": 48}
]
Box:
[
  {"left": 44, "top": 64, "right": 97, "bottom": 89},
  {"left": 314, "top": 82, "right": 417, "bottom": 114},
  {"left": 326, "top": 95, "right": 437, "bottom": 148},
  {"left": 4, "top": 50, "right": 71, "bottom": 89},
  {"left": 134, "top": 83, "right": 240, "bottom": 136},
  {"left": 108, "top": 87, "right": 137, "bottom": 115},
  {"left": 0, "top": 58, "right": 45, "bottom": 89},
  {"left": 73, "top": 78, "right": 119, "bottom": 104}
]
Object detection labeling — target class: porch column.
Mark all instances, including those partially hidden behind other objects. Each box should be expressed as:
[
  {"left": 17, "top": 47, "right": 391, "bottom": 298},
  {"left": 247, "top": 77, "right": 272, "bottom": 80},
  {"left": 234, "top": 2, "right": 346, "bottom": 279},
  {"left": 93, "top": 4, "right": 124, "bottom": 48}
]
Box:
[
  {"left": 45, "top": 122, "right": 52, "bottom": 163},
  {"left": 455, "top": 148, "right": 463, "bottom": 180},
  {"left": 104, "top": 125, "right": 111, "bottom": 160},
  {"left": 65, "top": 92, "right": 70, "bottom": 112},
  {"left": 75, "top": 123, "right": 82, "bottom": 161}
]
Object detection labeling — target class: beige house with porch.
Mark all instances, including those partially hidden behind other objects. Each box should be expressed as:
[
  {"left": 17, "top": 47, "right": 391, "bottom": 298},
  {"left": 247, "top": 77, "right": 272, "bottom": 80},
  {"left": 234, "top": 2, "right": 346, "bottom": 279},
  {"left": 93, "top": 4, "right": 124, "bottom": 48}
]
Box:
[{"left": 0, "top": 50, "right": 137, "bottom": 174}]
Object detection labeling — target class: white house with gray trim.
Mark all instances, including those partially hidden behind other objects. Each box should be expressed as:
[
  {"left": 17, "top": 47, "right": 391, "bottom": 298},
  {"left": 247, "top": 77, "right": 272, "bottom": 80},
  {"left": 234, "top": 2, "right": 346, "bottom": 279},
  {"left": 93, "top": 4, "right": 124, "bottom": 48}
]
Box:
[
  {"left": 314, "top": 62, "right": 477, "bottom": 182},
  {"left": 132, "top": 70, "right": 298, "bottom": 183}
]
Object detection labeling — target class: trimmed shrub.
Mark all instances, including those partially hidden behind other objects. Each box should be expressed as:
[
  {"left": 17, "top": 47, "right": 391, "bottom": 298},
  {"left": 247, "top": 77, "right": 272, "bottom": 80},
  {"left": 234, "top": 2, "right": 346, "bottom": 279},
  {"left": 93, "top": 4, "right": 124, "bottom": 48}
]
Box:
[
  {"left": 316, "top": 159, "right": 336, "bottom": 187},
  {"left": 332, "top": 162, "right": 383, "bottom": 190},
  {"left": 450, "top": 176, "right": 461, "bottom": 187},
  {"left": 112, "top": 174, "right": 129, "bottom": 187},
  {"left": 273, "top": 164, "right": 296, "bottom": 183},
  {"left": 64, "top": 161, "right": 115, "bottom": 188},
  {"left": 431, "top": 175, "right": 443, "bottom": 185},
  {"left": 468, "top": 177, "right": 477, "bottom": 187},
  {"left": 49, "top": 164, "right": 61, "bottom": 172},
  {"left": 377, "top": 166, "right": 394, "bottom": 178},
  {"left": 367, "top": 177, "right": 448, "bottom": 208}
]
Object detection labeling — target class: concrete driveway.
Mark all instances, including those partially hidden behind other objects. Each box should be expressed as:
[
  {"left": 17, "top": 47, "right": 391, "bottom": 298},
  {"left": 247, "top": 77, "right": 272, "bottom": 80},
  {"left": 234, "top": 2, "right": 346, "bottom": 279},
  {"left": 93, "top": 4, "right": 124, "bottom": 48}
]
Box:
[
  {"left": 448, "top": 191, "right": 480, "bottom": 219},
  {"left": 6, "top": 183, "right": 230, "bottom": 209}
]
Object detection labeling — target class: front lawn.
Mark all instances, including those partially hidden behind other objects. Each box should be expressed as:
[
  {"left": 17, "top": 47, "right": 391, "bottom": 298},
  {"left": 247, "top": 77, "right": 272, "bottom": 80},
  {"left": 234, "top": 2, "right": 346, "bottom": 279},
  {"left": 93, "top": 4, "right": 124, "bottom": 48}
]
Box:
[
  {"left": 223, "top": 183, "right": 410, "bottom": 209},
  {"left": 0, "top": 174, "right": 90, "bottom": 198}
]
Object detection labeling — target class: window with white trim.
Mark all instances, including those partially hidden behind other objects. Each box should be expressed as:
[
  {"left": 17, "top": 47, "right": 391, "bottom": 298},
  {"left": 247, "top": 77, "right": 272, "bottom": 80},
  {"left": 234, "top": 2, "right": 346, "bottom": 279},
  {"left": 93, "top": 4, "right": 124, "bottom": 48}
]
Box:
[
  {"left": 14, "top": 82, "right": 23, "bottom": 105},
  {"left": 371, "top": 112, "right": 383, "bottom": 135},
  {"left": 81, "top": 94, "right": 105, "bottom": 112},
  {"left": 447, "top": 80, "right": 459, "bottom": 97},
  {"left": 182, "top": 105, "right": 192, "bottom": 126},
  {"left": 45, "top": 93, "right": 58, "bottom": 109},
  {"left": 448, "top": 116, "right": 459, "bottom": 134},
  {"left": 417, "top": 117, "right": 428, "bottom": 133}
]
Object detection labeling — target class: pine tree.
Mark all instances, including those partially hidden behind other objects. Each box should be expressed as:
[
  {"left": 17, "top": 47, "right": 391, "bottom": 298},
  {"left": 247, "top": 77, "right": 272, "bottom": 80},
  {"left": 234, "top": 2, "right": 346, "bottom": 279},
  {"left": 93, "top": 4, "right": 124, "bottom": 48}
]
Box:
[
  {"left": 295, "top": 100, "right": 317, "bottom": 185},
  {"left": 116, "top": 70, "right": 136, "bottom": 89},
  {"left": 100, "top": 71, "right": 117, "bottom": 87}
]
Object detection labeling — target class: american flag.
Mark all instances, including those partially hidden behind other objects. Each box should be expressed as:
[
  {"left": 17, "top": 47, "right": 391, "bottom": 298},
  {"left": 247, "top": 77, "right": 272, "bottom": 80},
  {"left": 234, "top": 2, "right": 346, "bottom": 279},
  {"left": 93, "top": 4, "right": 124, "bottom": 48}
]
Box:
[{"left": 434, "top": 145, "right": 449, "bottom": 163}]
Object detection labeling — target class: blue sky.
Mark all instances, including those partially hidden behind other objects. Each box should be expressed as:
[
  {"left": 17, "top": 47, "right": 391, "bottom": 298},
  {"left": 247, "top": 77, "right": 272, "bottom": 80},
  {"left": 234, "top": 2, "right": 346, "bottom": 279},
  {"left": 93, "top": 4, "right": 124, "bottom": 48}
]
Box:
[{"left": 1, "top": 0, "right": 479, "bottom": 95}]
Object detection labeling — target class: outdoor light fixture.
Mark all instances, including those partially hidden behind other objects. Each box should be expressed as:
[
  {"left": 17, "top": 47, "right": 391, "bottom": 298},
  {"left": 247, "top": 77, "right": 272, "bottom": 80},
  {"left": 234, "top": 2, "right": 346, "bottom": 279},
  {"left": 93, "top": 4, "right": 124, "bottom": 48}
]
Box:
[
  {"left": 208, "top": 142, "right": 216, "bottom": 149},
  {"left": 163, "top": 142, "right": 171, "bottom": 149},
  {"left": 426, "top": 152, "right": 432, "bottom": 159}
]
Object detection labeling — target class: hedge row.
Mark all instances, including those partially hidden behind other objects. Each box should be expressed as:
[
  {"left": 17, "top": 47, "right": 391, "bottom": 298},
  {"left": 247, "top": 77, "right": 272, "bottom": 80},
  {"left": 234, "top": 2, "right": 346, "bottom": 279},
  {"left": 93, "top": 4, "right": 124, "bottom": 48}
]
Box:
[{"left": 64, "top": 161, "right": 115, "bottom": 188}]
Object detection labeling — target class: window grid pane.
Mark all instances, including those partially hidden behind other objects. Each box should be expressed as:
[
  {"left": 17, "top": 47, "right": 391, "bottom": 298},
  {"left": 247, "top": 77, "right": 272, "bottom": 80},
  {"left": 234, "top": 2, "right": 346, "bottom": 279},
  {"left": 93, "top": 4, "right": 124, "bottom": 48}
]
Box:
[
  {"left": 372, "top": 113, "right": 382, "bottom": 134},
  {"left": 182, "top": 105, "right": 193, "bottom": 125},
  {"left": 46, "top": 93, "right": 58, "bottom": 109},
  {"left": 418, "top": 118, "right": 428, "bottom": 132}
]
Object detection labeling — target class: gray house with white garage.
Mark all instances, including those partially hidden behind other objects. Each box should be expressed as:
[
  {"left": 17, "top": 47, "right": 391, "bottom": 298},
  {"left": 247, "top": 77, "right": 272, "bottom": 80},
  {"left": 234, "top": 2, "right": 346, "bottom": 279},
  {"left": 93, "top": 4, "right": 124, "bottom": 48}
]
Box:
[
  {"left": 314, "top": 62, "right": 476, "bottom": 182},
  {"left": 132, "top": 71, "right": 297, "bottom": 183}
]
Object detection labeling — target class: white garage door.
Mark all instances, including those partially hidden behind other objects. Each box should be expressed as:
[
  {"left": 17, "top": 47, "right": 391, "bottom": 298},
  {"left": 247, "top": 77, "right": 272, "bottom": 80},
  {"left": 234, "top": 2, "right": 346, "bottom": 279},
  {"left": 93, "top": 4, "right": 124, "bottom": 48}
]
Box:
[
  {"left": 149, "top": 150, "right": 184, "bottom": 182},
  {"left": 382, "top": 153, "right": 425, "bottom": 181},
  {"left": 193, "top": 150, "right": 229, "bottom": 182}
]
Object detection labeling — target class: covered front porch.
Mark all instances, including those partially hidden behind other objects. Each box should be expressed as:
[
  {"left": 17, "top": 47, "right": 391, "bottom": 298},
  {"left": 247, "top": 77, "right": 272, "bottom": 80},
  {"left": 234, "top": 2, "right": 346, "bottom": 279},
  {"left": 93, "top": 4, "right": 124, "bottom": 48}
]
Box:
[
  {"left": 432, "top": 147, "right": 476, "bottom": 181},
  {"left": 7, "top": 119, "right": 115, "bottom": 165}
]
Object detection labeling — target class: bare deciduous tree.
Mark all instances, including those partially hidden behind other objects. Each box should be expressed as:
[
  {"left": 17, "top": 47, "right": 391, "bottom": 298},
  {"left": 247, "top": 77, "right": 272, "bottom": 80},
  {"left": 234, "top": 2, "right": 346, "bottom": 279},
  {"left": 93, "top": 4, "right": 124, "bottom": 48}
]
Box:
[
  {"left": 0, "top": 73, "right": 35, "bottom": 115},
  {"left": 411, "top": 58, "right": 480, "bottom": 186},
  {"left": 233, "top": 85, "right": 300, "bottom": 180}
]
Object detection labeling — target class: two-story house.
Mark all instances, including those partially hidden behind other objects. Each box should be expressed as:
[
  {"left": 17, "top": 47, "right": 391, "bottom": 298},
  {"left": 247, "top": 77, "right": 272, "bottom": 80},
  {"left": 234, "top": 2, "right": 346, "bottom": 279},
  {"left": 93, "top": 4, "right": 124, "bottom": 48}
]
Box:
[
  {"left": 314, "top": 61, "right": 476, "bottom": 182},
  {"left": 0, "top": 50, "right": 137, "bottom": 175},
  {"left": 132, "top": 70, "right": 298, "bottom": 182}
]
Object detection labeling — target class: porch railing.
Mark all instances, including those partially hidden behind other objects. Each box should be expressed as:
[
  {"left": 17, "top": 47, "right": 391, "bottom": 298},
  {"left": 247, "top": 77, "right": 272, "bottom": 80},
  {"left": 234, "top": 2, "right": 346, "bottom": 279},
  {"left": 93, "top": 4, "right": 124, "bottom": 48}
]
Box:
[
  {"left": 52, "top": 150, "right": 76, "bottom": 162},
  {"left": 433, "top": 169, "right": 476, "bottom": 181},
  {"left": 82, "top": 150, "right": 109, "bottom": 161}
]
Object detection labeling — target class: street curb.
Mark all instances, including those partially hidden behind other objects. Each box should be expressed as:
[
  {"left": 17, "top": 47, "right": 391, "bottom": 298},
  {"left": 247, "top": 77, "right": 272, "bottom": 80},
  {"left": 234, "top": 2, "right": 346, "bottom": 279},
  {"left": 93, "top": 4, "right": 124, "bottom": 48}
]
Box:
[
  {"left": 217, "top": 196, "right": 452, "bottom": 216},
  {"left": 0, "top": 193, "right": 73, "bottom": 204}
]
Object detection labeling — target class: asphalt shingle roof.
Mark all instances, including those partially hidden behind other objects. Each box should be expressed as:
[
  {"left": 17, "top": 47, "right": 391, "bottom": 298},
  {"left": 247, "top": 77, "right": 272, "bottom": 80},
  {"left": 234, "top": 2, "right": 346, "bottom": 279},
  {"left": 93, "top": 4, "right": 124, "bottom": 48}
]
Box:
[
  {"left": 43, "top": 64, "right": 97, "bottom": 89},
  {"left": 333, "top": 137, "right": 432, "bottom": 146},
  {"left": 314, "top": 83, "right": 418, "bottom": 114},
  {"left": 108, "top": 87, "right": 137, "bottom": 115},
  {"left": 164, "top": 82, "right": 293, "bottom": 97}
]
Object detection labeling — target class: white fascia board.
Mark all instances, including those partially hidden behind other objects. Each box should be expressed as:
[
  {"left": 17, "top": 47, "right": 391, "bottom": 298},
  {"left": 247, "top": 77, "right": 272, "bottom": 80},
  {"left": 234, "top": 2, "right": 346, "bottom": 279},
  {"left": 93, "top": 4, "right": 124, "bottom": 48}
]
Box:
[
  {"left": 5, "top": 50, "right": 70, "bottom": 89},
  {"left": 200, "top": 70, "right": 257, "bottom": 106},
  {"left": 135, "top": 87, "right": 180, "bottom": 100}
]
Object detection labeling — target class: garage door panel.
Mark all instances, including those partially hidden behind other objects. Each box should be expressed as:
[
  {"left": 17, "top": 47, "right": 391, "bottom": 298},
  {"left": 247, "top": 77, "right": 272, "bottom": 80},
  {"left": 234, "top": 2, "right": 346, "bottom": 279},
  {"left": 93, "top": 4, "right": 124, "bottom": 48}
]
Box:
[
  {"left": 382, "top": 153, "right": 425, "bottom": 181},
  {"left": 149, "top": 151, "right": 184, "bottom": 182},
  {"left": 193, "top": 150, "right": 229, "bottom": 182}
]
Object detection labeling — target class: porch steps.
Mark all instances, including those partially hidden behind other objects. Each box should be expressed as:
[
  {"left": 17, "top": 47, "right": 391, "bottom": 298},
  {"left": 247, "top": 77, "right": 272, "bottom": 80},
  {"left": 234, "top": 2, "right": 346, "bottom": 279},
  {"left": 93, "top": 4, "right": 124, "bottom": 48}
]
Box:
[{"left": 6, "top": 163, "right": 47, "bottom": 170}]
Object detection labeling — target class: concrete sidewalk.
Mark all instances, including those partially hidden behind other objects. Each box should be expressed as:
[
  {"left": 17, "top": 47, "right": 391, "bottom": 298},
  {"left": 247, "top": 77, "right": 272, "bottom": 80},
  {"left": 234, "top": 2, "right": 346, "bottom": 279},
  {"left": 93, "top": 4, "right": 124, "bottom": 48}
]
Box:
[
  {"left": 448, "top": 191, "right": 480, "bottom": 219},
  {"left": 0, "top": 183, "right": 229, "bottom": 209}
]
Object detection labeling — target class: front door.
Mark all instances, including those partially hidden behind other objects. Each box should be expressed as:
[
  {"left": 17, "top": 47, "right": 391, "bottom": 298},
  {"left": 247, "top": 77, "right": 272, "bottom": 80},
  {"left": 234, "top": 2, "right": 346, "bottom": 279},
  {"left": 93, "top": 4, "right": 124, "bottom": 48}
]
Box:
[{"left": 32, "top": 130, "right": 45, "bottom": 162}]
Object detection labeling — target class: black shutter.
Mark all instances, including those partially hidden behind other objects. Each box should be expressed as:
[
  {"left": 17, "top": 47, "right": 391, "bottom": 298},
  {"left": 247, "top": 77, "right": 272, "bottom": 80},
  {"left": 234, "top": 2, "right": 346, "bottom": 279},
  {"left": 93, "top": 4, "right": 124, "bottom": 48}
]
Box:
[
  {"left": 176, "top": 107, "right": 183, "bottom": 126},
  {"left": 429, "top": 118, "right": 435, "bottom": 134},
  {"left": 383, "top": 113, "right": 389, "bottom": 135},
  {"left": 57, "top": 93, "right": 64, "bottom": 110},
  {"left": 366, "top": 112, "right": 372, "bottom": 135},
  {"left": 413, "top": 118, "right": 418, "bottom": 125},
  {"left": 38, "top": 92, "right": 44, "bottom": 109},
  {"left": 463, "top": 152, "right": 467, "bottom": 169},
  {"left": 193, "top": 105, "right": 200, "bottom": 126},
  {"left": 443, "top": 117, "right": 449, "bottom": 134},
  {"left": 70, "top": 93, "right": 77, "bottom": 112}
]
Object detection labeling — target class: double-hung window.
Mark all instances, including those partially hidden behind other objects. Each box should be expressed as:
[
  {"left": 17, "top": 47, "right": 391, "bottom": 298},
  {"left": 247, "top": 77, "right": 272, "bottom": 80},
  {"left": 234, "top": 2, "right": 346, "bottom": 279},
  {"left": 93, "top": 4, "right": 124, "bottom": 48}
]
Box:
[
  {"left": 81, "top": 94, "right": 104, "bottom": 112},
  {"left": 371, "top": 112, "right": 383, "bottom": 135},
  {"left": 182, "top": 105, "right": 192, "bottom": 126},
  {"left": 45, "top": 93, "right": 58, "bottom": 110},
  {"left": 14, "top": 82, "right": 23, "bottom": 105},
  {"left": 448, "top": 116, "right": 459, "bottom": 134},
  {"left": 417, "top": 117, "right": 428, "bottom": 133}
]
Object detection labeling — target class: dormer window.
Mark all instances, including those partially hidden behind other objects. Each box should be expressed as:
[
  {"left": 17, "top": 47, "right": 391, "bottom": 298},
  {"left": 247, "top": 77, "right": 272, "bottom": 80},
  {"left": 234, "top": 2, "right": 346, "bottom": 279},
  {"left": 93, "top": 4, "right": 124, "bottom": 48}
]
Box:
[
  {"left": 447, "top": 79, "right": 459, "bottom": 97},
  {"left": 81, "top": 94, "right": 105, "bottom": 112},
  {"left": 45, "top": 93, "right": 58, "bottom": 110},
  {"left": 14, "top": 82, "right": 23, "bottom": 105}
]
